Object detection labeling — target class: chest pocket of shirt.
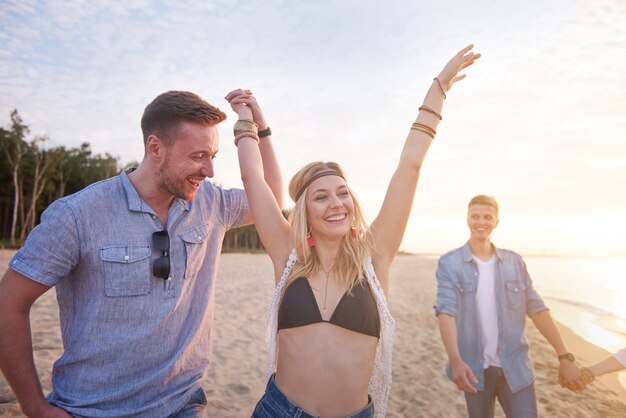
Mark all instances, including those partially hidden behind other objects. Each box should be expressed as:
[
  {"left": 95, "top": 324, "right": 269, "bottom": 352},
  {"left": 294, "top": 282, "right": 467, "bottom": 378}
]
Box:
[
  {"left": 100, "top": 245, "right": 151, "bottom": 297},
  {"left": 504, "top": 281, "right": 526, "bottom": 309},
  {"left": 180, "top": 224, "right": 211, "bottom": 280},
  {"left": 452, "top": 280, "right": 475, "bottom": 298}
]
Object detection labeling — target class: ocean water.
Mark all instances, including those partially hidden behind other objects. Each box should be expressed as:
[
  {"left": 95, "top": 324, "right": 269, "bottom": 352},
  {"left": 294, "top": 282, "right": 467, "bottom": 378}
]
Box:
[{"left": 524, "top": 256, "right": 626, "bottom": 388}]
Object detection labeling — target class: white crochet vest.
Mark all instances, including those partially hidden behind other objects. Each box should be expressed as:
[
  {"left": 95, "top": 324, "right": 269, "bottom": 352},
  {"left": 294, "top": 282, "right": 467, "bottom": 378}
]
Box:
[{"left": 265, "top": 249, "right": 395, "bottom": 418}]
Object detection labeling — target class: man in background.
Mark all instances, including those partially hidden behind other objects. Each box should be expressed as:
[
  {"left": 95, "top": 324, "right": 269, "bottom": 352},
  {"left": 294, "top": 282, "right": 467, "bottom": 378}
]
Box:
[{"left": 435, "top": 194, "right": 583, "bottom": 418}]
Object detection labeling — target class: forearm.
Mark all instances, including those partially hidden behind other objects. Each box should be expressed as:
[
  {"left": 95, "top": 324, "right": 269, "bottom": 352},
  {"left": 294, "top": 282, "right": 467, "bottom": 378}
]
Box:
[
  {"left": 589, "top": 355, "right": 625, "bottom": 377},
  {"left": 229, "top": 90, "right": 283, "bottom": 209},
  {"left": 370, "top": 80, "right": 443, "bottom": 253},
  {"left": 438, "top": 313, "right": 463, "bottom": 363},
  {"left": 238, "top": 135, "right": 264, "bottom": 183},
  {"left": 398, "top": 45, "right": 479, "bottom": 173},
  {"left": 398, "top": 80, "right": 443, "bottom": 172},
  {"left": 0, "top": 311, "right": 49, "bottom": 415},
  {"left": 258, "top": 136, "right": 283, "bottom": 209},
  {"left": 416, "top": 80, "right": 445, "bottom": 128},
  {"left": 530, "top": 310, "right": 568, "bottom": 355}
]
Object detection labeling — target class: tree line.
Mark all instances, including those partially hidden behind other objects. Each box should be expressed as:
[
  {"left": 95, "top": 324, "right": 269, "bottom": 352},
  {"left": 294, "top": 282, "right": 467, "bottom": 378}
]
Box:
[{"left": 0, "top": 110, "right": 266, "bottom": 252}]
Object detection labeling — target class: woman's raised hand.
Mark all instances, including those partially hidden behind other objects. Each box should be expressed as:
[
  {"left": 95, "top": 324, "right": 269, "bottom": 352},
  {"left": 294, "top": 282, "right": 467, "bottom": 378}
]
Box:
[
  {"left": 225, "top": 88, "right": 267, "bottom": 128},
  {"left": 436, "top": 44, "right": 481, "bottom": 93}
]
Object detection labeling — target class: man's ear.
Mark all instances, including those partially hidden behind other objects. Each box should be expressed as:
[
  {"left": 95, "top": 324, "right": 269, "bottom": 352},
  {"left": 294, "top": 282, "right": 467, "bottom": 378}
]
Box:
[{"left": 146, "top": 134, "right": 164, "bottom": 161}]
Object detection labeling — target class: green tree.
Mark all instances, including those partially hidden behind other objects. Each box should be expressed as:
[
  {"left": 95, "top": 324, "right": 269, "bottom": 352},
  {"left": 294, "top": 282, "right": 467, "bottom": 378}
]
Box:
[
  {"left": 0, "top": 110, "right": 29, "bottom": 244},
  {"left": 0, "top": 111, "right": 121, "bottom": 244}
]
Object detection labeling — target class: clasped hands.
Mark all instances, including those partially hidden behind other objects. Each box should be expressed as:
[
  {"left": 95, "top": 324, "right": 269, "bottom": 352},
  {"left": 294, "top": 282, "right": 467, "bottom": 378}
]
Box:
[
  {"left": 224, "top": 88, "right": 267, "bottom": 129},
  {"left": 450, "top": 357, "right": 592, "bottom": 394},
  {"left": 559, "top": 359, "right": 592, "bottom": 393}
]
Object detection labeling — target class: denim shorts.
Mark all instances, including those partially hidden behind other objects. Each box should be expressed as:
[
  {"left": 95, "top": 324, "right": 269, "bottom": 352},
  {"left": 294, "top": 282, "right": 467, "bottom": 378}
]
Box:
[{"left": 251, "top": 374, "right": 374, "bottom": 418}]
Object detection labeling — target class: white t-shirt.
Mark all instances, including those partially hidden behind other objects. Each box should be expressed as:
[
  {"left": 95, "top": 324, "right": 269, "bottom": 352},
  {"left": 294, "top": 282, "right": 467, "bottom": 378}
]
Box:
[{"left": 474, "top": 255, "right": 501, "bottom": 368}]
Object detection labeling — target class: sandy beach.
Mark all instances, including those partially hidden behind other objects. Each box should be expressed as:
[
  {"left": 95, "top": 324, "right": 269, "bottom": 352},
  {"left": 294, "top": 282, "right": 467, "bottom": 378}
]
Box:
[{"left": 0, "top": 250, "right": 624, "bottom": 417}]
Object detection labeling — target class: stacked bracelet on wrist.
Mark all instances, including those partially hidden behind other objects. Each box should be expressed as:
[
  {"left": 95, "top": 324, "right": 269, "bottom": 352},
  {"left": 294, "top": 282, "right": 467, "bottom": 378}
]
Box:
[
  {"left": 234, "top": 131, "right": 260, "bottom": 146},
  {"left": 233, "top": 119, "right": 258, "bottom": 137},
  {"left": 418, "top": 105, "right": 443, "bottom": 121},
  {"left": 434, "top": 77, "right": 446, "bottom": 99},
  {"left": 411, "top": 122, "right": 436, "bottom": 139}
]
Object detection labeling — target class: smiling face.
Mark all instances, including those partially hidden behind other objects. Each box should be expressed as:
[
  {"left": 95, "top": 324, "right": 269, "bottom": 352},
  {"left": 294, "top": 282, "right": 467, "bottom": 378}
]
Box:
[
  {"left": 467, "top": 203, "right": 499, "bottom": 243},
  {"left": 157, "top": 120, "right": 219, "bottom": 201},
  {"left": 305, "top": 174, "right": 354, "bottom": 242}
]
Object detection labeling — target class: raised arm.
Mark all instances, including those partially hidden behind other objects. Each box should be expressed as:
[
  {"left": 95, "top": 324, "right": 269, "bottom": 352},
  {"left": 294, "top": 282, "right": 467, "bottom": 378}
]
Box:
[
  {"left": 225, "top": 90, "right": 292, "bottom": 273},
  {"left": 225, "top": 89, "right": 284, "bottom": 227},
  {"left": 370, "top": 45, "right": 480, "bottom": 269}
]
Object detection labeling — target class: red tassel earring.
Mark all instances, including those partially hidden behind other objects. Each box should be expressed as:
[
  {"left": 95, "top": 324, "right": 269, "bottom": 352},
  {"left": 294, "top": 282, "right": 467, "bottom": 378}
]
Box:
[
  {"left": 307, "top": 234, "right": 315, "bottom": 247},
  {"left": 351, "top": 226, "right": 358, "bottom": 238}
]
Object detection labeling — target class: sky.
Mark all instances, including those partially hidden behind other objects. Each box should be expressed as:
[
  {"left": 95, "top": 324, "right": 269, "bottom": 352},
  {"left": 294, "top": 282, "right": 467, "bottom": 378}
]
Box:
[{"left": 1, "top": 0, "right": 625, "bottom": 256}]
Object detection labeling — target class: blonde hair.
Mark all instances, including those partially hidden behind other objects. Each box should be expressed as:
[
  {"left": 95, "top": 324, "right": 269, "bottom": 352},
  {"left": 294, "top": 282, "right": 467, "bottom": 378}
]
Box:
[
  {"left": 286, "top": 162, "right": 374, "bottom": 292},
  {"left": 468, "top": 194, "right": 499, "bottom": 216}
]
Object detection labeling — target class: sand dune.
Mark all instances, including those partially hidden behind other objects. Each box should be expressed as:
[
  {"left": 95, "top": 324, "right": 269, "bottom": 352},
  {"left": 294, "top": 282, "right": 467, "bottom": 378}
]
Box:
[{"left": 1, "top": 251, "right": 624, "bottom": 417}]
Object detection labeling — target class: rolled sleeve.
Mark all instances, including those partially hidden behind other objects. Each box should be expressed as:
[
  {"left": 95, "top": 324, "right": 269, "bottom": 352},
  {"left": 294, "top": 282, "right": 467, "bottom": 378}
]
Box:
[
  {"left": 435, "top": 259, "right": 458, "bottom": 317},
  {"left": 212, "top": 186, "right": 248, "bottom": 230},
  {"left": 10, "top": 199, "right": 79, "bottom": 286},
  {"left": 224, "top": 187, "right": 248, "bottom": 229}
]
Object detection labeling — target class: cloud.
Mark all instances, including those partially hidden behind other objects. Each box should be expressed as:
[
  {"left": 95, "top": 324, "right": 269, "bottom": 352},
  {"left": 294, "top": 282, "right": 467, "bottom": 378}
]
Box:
[{"left": 1, "top": 0, "right": 625, "bottom": 254}]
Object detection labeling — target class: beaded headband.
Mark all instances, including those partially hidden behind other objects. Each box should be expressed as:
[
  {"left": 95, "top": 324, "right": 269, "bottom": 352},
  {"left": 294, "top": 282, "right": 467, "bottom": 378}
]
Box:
[{"left": 294, "top": 170, "right": 345, "bottom": 201}]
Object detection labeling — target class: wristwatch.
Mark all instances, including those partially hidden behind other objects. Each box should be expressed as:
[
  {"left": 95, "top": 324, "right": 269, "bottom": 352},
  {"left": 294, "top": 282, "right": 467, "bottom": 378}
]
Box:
[
  {"left": 558, "top": 352, "right": 575, "bottom": 362},
  {"left": 258, "top": 126, "right": 272, "bottom": 138}
]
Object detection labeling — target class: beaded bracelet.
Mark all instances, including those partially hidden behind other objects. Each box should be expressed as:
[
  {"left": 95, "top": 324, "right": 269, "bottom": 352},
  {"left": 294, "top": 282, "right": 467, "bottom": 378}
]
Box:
[
  {"left": 433, "top": 77, "right": 446, "bottom": 99},
  {"left": 234, "top": 131, "right": 260, "bottom": 146},
  {"left": 418, "top": 105, "right": 443, "bottom": 121}
]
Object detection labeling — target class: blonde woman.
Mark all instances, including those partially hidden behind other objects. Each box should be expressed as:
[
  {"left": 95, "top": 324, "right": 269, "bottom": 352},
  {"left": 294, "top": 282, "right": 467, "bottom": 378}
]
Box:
[{"left": 227, "top": 46, "right": 480, "bottom": 418}]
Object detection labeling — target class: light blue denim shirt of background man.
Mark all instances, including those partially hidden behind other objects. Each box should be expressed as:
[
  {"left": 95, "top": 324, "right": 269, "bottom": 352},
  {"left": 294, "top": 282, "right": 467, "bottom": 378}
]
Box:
[
  {"left": 0, "top": 89, "right": 283, "bottom": 418},
  {"left": 434, "top": 195, "right": 585, "bottom": 418},
  {"left": 435, "top": 242, "right": 547, "bottom": 392}
]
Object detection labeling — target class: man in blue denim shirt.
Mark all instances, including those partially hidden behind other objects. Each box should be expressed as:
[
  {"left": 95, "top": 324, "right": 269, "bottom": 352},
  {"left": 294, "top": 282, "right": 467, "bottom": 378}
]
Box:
[
  {"left": 0, "top": 89, "right": 283, "bottom": 417},
  {"left": 435, "top": 195, "right": 584, "bottom": 418}
]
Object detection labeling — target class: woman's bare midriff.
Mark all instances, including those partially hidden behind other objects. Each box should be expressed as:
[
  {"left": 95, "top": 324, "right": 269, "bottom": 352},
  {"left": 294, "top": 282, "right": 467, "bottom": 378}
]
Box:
[{"left": 275, "top": 323, "right": 378, "bottom": 418}]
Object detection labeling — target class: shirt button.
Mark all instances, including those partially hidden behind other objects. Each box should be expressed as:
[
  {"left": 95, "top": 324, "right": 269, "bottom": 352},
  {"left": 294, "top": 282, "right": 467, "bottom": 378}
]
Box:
[
  {"left": 151, "top": 215, "right": 157, "bottom": 219},
  {"left": 515, "top": 287, "right": 519, "bottom": 292},
  {"left": 197, "top": 236, "right": 202, "bottom": 240},
  {"left": 474, "top": 272, "right": 478, "bottom": 276},
  {"left": 124, "top": 255, "right": 129, "bottom": 260}
]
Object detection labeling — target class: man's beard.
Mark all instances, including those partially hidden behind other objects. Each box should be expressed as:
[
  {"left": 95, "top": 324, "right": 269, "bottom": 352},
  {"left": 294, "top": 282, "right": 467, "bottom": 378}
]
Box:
[{"left": 158, "top": 158, "right": 190, "bottom": 201}]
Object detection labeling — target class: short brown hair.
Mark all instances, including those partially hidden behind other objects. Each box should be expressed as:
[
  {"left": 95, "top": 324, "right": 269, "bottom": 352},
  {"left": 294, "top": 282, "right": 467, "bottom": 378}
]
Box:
[
  {"left": 141, "top": 91, "right": 226, "bottom": 146},
  {"left": 468, "top": 194, "right": 499, "bottom": 216}
]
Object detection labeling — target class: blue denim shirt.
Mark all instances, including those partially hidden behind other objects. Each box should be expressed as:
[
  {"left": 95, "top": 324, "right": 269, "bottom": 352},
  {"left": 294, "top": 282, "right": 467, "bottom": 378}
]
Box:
[
  {"left": 434, "top": 242, "right": 548, "bottom": 393},
  {"left": 10, "top": 170, "right": 247, "bottom": 417}
]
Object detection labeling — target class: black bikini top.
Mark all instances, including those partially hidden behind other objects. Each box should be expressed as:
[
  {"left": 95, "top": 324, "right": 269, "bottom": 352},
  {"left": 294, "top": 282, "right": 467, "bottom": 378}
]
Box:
[{"left": 277, "top": 277, "right": 380, "bottom": 338}]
